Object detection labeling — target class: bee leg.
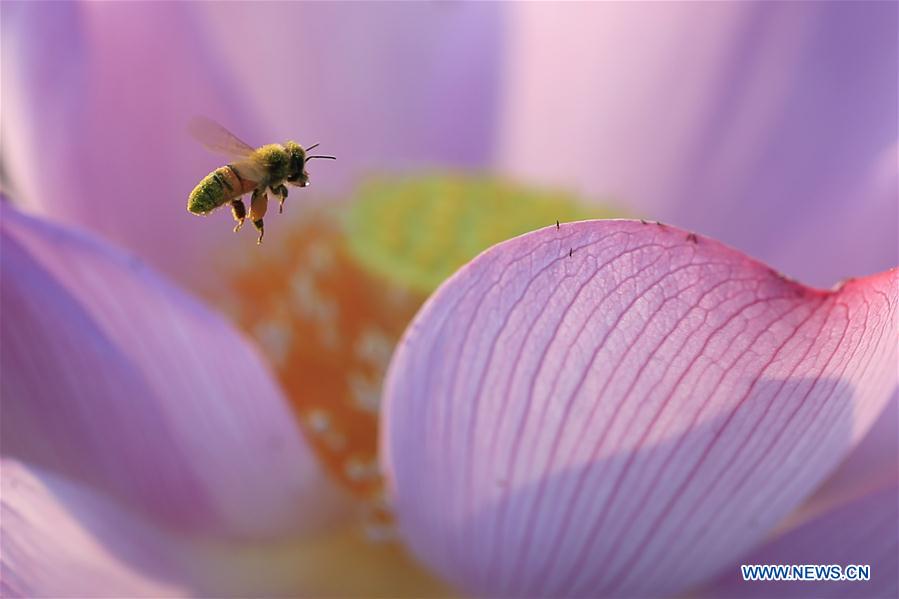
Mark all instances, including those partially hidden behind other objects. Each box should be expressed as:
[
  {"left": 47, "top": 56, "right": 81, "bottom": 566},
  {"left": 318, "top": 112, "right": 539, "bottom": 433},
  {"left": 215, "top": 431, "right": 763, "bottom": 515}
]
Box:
[
  {"left": 249, "top": 188, "right": 268, "bottom": 219},
  {"left": 230, "top": 199, "right": 247, "bottom": 232},
  {"left": 249, "top": 188, "right": 268, "bottom": 245},
  {"left": 271, "top": 184, "right": 288, "bottom": 214},
  {"left": 253, "top": 219, "right": 265, "bottom": 245}
]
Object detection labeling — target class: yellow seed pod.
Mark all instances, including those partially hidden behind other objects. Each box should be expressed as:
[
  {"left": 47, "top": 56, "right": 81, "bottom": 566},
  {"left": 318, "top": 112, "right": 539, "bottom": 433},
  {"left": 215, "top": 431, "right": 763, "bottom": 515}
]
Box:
[{"left": 346, "top": 172, "right": 620, "bottom": 294}]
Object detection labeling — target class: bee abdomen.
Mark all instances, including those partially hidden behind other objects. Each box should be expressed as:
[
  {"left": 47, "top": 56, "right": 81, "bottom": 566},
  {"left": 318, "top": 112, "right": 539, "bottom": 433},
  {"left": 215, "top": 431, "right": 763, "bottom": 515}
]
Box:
[{"left": 187, "top": 166, "right": 249, "bottom": 215}]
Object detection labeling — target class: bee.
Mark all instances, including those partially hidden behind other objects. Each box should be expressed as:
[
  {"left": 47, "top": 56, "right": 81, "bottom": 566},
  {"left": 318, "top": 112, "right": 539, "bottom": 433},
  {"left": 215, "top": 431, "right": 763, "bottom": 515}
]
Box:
[{"left": 187, "top": 117, "right": 335, "bottom": 244}]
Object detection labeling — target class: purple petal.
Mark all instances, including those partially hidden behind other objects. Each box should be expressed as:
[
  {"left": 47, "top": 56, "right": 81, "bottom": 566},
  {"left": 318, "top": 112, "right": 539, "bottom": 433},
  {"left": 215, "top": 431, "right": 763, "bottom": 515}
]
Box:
[
  {"left": 2, "top": 2, "right": 503, "bottom": 291},
  {"left": 800, "top": 391, "right": 897, "bottom": 516},
  {"left": 1, "top": 459, "right": 188, "bottom": 598},
  {"left": 495, "top": 2, "right": 897, "bottom": 287},
  {"left": 704, "top": 482, "right": 898, "bottom": 598},
  {"left": 195, "top": 2, "right": 504, "bottom": 180},
  {"left": 1, "top": 2, "right": 262, "bottom": 292},
  {"left": 1, "top": 204, "right": 343, "bottom": 539},
  {"left": 382, "top": 220, "right": 897, "bottom": 597}
]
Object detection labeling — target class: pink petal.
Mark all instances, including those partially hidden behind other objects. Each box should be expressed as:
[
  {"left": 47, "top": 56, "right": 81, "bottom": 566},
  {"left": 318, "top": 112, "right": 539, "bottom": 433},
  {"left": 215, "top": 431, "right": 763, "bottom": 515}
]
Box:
[
  {"left": 382, "top": 220, "right": 897, "bottom": 597},
  {"left": 1, "top": 204, "right": 343, "bottom": 539},
  {"left": 704, "top": 482, "right": 898, "bottom": 598},
  {"left": 1, "top": 459, "right": 188, "bottom": 598},
  {"left": 495, "top": 3, "right": 896, "bottom": 288}
]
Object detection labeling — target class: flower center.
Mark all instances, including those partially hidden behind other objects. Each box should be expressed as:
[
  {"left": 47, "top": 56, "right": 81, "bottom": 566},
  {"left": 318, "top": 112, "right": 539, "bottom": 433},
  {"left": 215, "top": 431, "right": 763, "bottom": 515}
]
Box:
[
  {"left": 221, "top": 211, "right": 421, "bottom": 539},
  {"left": 217, "top": 174, "right": 622, "bottom": 533}
]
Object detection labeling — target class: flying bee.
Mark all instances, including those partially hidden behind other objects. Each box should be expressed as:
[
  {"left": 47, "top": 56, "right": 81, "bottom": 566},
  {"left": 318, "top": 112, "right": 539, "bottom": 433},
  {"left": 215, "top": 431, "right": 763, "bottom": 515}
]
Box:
[{"left": 186, "top": 117, "right": 335, "bottom": 244}]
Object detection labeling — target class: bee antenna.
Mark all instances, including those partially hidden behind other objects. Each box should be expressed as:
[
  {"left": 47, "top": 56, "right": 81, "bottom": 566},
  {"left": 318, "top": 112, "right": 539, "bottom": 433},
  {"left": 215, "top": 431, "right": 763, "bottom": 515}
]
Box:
[
  {"left": 304, "top": 143, "right": 320, "bottom": 152},
  {"left": 306, "top": 155, "right": 336, "bottom": 161}
]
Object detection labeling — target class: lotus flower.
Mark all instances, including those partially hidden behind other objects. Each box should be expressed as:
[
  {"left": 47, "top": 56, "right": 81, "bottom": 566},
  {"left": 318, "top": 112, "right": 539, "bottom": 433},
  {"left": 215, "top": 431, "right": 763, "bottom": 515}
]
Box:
[{"left": 2, "top": 2, "right": 896, "bottom": 598}]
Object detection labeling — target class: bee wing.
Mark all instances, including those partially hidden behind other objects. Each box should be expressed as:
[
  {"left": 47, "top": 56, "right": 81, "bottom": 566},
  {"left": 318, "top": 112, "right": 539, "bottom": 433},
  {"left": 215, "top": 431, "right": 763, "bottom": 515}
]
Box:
[
  {"left": 189, "top": 116, "right": 269, "bottom": 184},
  {"left": 188, "top": 116, "right": 256, "bottom": 160},
  {"left": 227, "top": 157, "right": 268, "bottom": 186}
]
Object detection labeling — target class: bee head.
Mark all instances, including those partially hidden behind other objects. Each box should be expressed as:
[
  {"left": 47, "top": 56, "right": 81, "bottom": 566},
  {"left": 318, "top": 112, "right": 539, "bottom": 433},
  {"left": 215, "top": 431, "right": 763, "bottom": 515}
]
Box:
[
  {"left": 284, "top": 141, "right": 309, "bottom": 187},
  {"left": 285, "top": 141, "right": 336, "bottom": 188}
]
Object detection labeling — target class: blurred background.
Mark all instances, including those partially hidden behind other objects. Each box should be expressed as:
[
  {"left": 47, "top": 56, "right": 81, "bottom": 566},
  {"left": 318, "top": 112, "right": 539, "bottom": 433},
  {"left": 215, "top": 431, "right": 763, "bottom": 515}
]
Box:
[
  {"left": 2, "top": 1, "right": 896, "bottom": 596},
  {"left": 4, "top": 2, "right": 895, "bottom": 290}
]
